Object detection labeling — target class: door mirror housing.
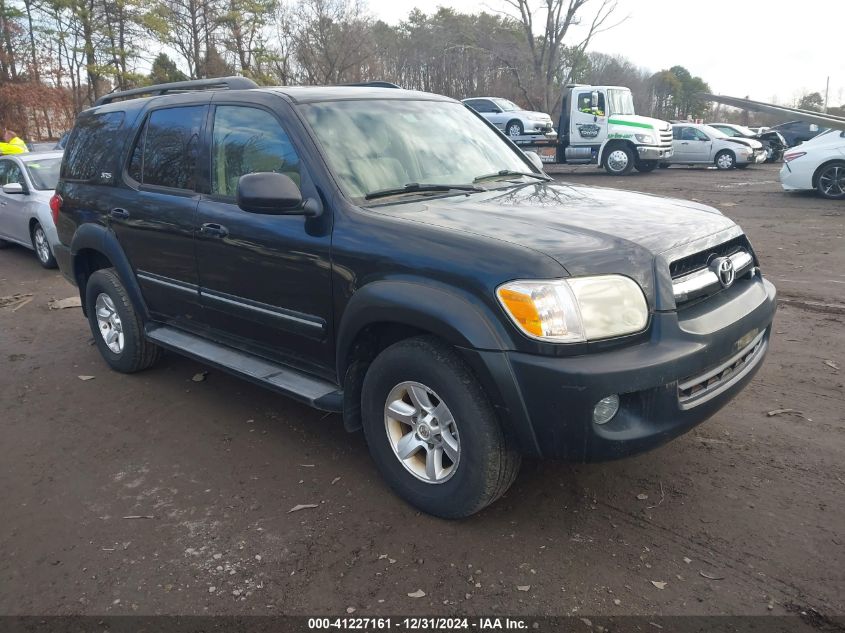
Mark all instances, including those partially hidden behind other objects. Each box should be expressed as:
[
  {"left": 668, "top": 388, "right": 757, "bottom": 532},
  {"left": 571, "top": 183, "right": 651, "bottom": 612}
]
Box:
[
  {"left": 524, "top": 151, "right": 544, "bottom": 172},
  {"left": 236, "top": 172, "right": 319, "bottom": 217},
  {"left": 490, "top": 107, "right": 502, "bottom": 113},
  {"left": 2, "top": 182, "right": 25, "bottom": 195},
  {"left": 591, "top": 91, "right": 599, "bottom": 109}
]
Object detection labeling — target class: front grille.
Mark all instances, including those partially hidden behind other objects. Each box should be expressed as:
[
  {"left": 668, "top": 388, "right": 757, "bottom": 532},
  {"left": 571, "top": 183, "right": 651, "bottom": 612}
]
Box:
[
  {"left": 658, "top": 127, "right": 673, "bottom": 148},
  {"left": 670, "top": 235, "right": 751, "bottom": 278},
  {"left": 678, "top": 331, "right": 767, "bottom": 409}
]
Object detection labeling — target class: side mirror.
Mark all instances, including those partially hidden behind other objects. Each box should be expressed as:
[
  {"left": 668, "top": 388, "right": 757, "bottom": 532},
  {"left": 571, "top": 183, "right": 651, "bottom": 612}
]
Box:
[
  {"left": 236, "top": 172, "right": 320, "bottom": 217},
  {"left": 490, "top": 107, "right": 502, "bottom": 114},
  {"left": 2, "top": 182, "right": 25, "bottom": 195},
  {"left": 590, "top": 91, "right": 599, "bottom": 109},
  {"left": 524, "top": 151, "right": 545, "bottom": 172}
]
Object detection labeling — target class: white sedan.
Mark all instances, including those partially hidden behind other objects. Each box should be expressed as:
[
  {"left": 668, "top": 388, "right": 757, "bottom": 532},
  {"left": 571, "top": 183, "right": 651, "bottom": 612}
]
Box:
[
  {"left": 0, "top": 151, "right": 63, "bottom": 267},
  {"left": 661, "top": 123, "right": 766, "bottom": 169},
  {"left": 780, "top": 130, "right": 845, "bottom": 199}
]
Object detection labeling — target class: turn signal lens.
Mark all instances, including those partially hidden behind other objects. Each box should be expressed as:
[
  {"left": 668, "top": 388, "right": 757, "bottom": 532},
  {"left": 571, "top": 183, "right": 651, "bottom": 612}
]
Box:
[{"left": 497, "top": 288, "right": 544, "bottom": 337}]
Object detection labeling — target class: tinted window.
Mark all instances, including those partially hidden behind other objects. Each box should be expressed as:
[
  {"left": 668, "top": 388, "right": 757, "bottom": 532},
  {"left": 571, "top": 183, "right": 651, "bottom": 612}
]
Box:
[
  {"left": 25, "top": 157, "right": 62, "bottom": 190},
  {"left": 62, "top": 111, "right": 125, "bottom": 182},
  {"left": 211, "top": 106, "right": 300, "bottom": 198},
  {"left": 130, "top": 106, "right": 206, "bottom": 190}
]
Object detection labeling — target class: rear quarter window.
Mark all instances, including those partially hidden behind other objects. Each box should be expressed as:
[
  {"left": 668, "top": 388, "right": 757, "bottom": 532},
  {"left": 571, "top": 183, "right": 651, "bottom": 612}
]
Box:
[{"left": 62, "top": 111, "right": 126, "bottom": 183}]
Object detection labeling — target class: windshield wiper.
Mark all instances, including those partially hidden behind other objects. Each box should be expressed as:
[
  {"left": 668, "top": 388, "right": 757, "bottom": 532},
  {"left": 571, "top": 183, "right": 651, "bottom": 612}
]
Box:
[
  {"left": 364, "top": 182, "right": 482, "bottom": 201},
  {"left": 473, "top": 170, "right": 551, "bottom": 183}
]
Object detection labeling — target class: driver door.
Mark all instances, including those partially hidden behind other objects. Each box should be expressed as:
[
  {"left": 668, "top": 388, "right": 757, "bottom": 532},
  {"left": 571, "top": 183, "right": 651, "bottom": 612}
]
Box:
[
  {"left": 569, "top": 91, "right": 607, "bottom": 144},
  {"left": 0, "top": 159, "right": 30, "bottom": 244}
]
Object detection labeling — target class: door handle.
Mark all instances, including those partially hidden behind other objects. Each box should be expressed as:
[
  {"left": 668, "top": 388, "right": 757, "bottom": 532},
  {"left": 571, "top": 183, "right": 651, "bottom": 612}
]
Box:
[
  {"left": 200, "top": 223, "right": 229, "bottom": 238},
  {"left": 110, "top": 208, "right": 129, "bottom": 220}
]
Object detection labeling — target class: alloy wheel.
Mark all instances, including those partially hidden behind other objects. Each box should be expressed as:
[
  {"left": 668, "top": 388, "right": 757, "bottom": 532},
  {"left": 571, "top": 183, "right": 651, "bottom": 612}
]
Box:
[
  {"left": 819, "top": 165, "right": 845, "bottom": 198},
  {"left": 384, "top": 381, "right": 460, "bottom": 484},
  {"left": 95, "top": 293, "right": 124, "bottom": 354},
  {"left": 34, "top": 226, "right": 50, "bottom": 263}
]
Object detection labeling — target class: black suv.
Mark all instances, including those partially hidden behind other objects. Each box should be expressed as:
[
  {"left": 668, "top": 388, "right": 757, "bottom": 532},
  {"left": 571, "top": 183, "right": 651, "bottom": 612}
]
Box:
[{"left": 52, "top": 77, "right": 777, "bottom": 518}]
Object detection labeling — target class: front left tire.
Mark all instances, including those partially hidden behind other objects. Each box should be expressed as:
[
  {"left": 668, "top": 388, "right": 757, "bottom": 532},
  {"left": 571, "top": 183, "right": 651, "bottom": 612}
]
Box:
[
  {"left": 361, "top": 335, "right": 521, "bottom": 518},
  {"left": 506, "top": 120, "right": 524, "bottom": 137},
  {"left": 715, "top": 150, "right": 736, "bottom": 170}
]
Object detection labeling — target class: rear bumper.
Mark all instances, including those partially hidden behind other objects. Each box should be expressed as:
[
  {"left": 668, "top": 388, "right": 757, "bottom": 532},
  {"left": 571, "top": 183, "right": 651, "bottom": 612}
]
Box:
[
  {"left": 464, "top": 277, "right": 777, "bottom": 461},
  {"left": 638, "top": 145, "right": 673, "bottom": 160}
]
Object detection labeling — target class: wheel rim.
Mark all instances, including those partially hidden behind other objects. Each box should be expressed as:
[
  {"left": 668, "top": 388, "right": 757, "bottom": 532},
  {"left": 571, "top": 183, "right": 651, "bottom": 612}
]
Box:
[
  {"left": 34, "top": 226, "right": 50, "bottom": 263},
  {"left": 717, "top": 153, "right": 733, "bottom": 169},
  {"left": 95, "top": 293, "right": 124, "bottom": 354},
  {"left": 384, "top": 381, "right": 460, "bottom": 484},
  {"left": 508, "top": 124, "right": 522, "bottom": 137},
  {"left": 819, "top": 166, "right": 845, "bottom": 197},
  {"left": 607, "top": 149, "right": 629, "bottom": 172}
]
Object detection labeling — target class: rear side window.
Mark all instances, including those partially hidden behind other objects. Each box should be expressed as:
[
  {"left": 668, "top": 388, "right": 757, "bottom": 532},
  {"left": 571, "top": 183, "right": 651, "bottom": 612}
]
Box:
[
  {"left": 128, "top": 106, "right": 206, "bottom": 191},
  {"left": 62, "top": 111, "right": 125, "bottom": 182}
]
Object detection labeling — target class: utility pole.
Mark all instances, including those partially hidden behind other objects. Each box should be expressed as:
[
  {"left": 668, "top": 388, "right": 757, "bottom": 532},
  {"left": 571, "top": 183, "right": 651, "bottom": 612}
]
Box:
[{"left": 824, "top": 76, "right": 830, "bottom": 112}]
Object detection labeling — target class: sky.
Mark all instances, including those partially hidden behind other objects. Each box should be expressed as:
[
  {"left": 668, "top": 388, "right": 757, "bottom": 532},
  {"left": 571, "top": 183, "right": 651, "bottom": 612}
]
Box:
[{"left": 365, "top": 0, "right": 845, "bottom": 107}]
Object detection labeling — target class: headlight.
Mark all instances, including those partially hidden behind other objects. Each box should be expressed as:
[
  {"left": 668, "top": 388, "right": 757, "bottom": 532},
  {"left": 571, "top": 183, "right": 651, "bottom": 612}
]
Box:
[
  {"left": 635, "top": 133, "right": 655, "bottom": 144},
  {"left": 496, "top": 276, "right": 649, "bottom": 343}
]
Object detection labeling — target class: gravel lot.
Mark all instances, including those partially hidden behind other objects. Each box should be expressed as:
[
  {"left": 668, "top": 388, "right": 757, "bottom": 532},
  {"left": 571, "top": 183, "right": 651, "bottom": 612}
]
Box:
[{"left": 1, "top": 163, "right": 842, "bottom": 623}]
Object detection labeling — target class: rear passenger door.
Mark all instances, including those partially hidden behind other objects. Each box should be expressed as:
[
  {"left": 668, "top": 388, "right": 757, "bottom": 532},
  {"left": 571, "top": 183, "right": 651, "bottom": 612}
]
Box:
[
  {"left": 113, "top": 104, "right": 208, "bottom": 326},
  {"left": 194, "top": 101, "right": 334, "bottom": 376}
]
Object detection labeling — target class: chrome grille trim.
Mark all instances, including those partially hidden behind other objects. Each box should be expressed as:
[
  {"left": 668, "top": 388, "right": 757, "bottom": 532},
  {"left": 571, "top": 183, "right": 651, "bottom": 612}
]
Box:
[
  {"left": 678, "top": 330, "right": 767, "bottom": 410},
  {"left": 673, "top": 250, "right": 754, "bottom": 303}
]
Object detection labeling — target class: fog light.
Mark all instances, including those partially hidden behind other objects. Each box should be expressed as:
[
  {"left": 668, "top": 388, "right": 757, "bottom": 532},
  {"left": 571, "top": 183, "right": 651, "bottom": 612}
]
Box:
[{"left": 593, "top": 395, "right": 620, "bottom": 425}]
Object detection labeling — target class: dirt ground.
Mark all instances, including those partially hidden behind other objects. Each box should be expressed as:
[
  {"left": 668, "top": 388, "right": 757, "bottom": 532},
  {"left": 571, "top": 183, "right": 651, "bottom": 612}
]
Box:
[{"left": 1, "top": 163, "right": 843, "bottom": 622}]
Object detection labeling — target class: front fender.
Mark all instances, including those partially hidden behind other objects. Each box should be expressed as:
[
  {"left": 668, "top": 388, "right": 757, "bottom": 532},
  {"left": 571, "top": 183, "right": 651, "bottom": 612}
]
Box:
[
  {"left": 71, "top": 223, "right": 149, "bottom": 320},
  {"left": 336, "top": 280, "right": 511, "bottom": 378}
]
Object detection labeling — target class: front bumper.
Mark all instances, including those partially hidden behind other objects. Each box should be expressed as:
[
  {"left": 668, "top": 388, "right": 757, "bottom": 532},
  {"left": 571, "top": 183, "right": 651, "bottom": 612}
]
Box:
[
  {"left": 465, "top": 276, "right": 776, "bottom": 462},
  {"left": 637, "top": 145, "right": 673, "bottom": 160}
]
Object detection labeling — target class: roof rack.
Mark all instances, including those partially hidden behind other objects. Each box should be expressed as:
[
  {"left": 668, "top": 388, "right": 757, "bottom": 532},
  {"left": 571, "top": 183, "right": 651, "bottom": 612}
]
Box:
[
  {"left": 94, "top": 76, "right": 259, "bottom": 107},
  {"left": 344, "top": 81, "right": 401, "bottom": 89}
]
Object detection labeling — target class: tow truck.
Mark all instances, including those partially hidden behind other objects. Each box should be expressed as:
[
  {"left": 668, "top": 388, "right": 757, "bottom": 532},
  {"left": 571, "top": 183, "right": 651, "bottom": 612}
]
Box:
[{"left": 516, "top": 84, "right": 674, "bottom": 175}]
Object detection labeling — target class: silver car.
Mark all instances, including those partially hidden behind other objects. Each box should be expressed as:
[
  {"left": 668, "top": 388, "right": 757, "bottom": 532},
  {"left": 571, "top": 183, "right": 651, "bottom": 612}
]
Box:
[
  {"left": 462, "top": 97, "right": 555, "bottom": 137},
  {"left": 0, "top": 151, "right": 63, "bottom": 268},
  {"left": 661, "top": 124, "right": 766, "bottom": 170}
]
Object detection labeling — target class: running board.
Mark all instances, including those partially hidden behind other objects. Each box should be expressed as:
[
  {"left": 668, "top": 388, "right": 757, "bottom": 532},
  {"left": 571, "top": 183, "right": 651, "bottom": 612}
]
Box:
[{"left": 145, "top": 325, "right": 343, "bottom": 412}]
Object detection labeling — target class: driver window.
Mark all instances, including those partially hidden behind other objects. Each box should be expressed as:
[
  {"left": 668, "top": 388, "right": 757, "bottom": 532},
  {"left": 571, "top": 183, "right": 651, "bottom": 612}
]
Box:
[
  {"left": 211, "top": 106, "right": 301, "bottom": 198},
  {"left": 577, "top": 93, "right": 605, "bottom": 115},
  {"left": 680, "top": 127, "right": 697, "bottom": 141}
]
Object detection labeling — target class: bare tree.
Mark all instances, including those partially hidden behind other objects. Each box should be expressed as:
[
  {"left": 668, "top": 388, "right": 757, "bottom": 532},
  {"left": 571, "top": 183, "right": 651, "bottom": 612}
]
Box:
[{"left": 500, "top": 0, "right": 620, "bottom": 113}]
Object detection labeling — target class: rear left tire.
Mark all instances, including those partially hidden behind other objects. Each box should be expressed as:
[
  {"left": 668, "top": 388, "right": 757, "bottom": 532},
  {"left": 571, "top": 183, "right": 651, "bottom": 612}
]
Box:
[
  {"left": 85, "top": 268, "right": 161, "bottom": 373},
  {"left": 361, "top": 335, "right": 521, "bottom": 518}
]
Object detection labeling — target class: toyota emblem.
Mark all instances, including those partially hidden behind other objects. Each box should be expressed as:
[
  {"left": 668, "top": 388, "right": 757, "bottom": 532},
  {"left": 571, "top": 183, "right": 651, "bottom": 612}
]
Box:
[{"left": 711, "top": 257, "right": 735, "bottom": 288}]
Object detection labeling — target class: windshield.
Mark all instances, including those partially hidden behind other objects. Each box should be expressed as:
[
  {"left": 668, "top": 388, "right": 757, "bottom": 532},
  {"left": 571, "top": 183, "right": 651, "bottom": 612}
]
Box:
[
  {"left": 702, "top": 125, "right": 729, "bottom": 139},
  {"left": 607, "top": 89, "right": 635, "bottom": 116},
  {"left": 24, "top": 157, "right": 62, "bottom": 190},
  {"left": 301, "top": 100, "right": 532, "bottom": 201},
  {"left": 492, "top": 98, "right": 519, "bottom": 112}
]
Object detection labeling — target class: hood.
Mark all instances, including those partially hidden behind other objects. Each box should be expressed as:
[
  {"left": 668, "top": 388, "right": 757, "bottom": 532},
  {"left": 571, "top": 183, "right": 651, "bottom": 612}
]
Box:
[
  {"left": 723, "top": 137, "right": 762, "bottom": 149},
  {"left": 374, "top": 181, "right": 735, "bottom": 275},
  {"left": 608, "top": 114, "right": 670, "bottom": 132}
]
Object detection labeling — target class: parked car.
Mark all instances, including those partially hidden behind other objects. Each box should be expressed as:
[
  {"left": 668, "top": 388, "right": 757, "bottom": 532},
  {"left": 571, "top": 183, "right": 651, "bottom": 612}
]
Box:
[
  {"left": 0, "top": 150, "right": 63, "bottom": 267},
  {"left": 661, "top": 124, "right": 766, "bottom": 169},
  {"left": 780, "top": 129, "right": 845, "bottom": 199},
  {"left": 52, "top": 78, "right": 776, "bottom": 518},
  {"left": 462, "top": 97, "right": 554, "bottom": 137},
  {"left": 769, "top": 120, "right": 824, "bottom": 147},
  {"left": 708, "top": 123, "right": 788, "bottom": 162}
]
